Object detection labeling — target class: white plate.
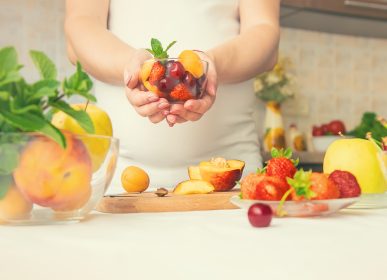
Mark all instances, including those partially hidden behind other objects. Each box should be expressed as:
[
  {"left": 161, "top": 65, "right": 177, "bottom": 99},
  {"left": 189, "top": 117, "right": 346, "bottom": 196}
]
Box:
[
  {"left": 230, "top": 195, "right": 359, "bottom": 217},
  {"left": 349, "top": 192, "right": 387, "bottom": 209}
]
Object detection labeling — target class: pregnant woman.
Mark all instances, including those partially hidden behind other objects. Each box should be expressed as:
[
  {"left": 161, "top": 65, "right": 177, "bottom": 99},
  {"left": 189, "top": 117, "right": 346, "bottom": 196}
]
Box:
[{"left": 64, "top": 0, "right": 280, "bottom": 191}]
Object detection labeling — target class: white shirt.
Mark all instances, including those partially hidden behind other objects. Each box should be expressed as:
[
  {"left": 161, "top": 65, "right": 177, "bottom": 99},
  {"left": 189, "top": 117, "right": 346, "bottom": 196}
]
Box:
[{"left": 95, "top": 0, "right": 262, "bottom": 192}]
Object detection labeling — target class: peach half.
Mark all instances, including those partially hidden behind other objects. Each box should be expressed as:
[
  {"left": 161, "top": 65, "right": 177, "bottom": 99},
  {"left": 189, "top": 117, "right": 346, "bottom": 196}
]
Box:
[
  {"left": 188, "top": 158, "right": 245, "bottom": 191},
  {"left": 13, "top": 131, "right": 92, "bottom": 212}
]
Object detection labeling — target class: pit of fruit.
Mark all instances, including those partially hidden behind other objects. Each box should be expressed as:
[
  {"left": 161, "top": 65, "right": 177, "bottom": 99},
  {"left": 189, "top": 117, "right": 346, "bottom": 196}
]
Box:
[{"left": 140, "top": 38, "right": 208, "bottom": 103}]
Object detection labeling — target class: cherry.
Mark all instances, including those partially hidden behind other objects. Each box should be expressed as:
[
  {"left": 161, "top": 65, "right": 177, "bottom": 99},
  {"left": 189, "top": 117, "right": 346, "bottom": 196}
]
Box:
[
  {"left": 157, "top": 77, "right": 177, "bottom": 92},
  {"left": 247, "top": 203, "right": 273, "bottom": 228},
  {"left": 166, "top": 61, "right": 185, "bottom": 80},
  {"left": 183, "top": 72, "right": 196, "bottom": 88}
]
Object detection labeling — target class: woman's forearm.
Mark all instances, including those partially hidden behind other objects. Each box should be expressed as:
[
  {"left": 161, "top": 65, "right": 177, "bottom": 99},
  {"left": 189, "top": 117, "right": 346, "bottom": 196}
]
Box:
[
  {"left": 65, "top": 16, "right": 136, "bottom": 85},
  {"left": 208, "top": 23, "right": 279, "bottom": 84}
]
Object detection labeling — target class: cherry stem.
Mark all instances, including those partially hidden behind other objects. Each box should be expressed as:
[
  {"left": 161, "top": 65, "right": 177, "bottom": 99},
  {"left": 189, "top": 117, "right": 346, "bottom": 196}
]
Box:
[{"left": 277, "top": 188, "right": 292, "bottom": 217}]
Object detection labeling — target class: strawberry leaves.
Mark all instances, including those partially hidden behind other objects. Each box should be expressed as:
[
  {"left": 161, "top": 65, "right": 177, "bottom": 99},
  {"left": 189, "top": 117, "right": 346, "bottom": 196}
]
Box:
[
  {"left": 287, "top": 169, "right": 316, "bottom": 200},
  {"left": 270, "top": 147, "right": 299, "bottom": 166},
  {"left": 146, "top": 38, "right": 177, "bottom": 59}
]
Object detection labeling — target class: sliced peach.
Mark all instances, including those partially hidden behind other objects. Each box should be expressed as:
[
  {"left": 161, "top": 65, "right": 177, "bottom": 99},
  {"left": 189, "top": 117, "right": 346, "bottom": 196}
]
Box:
[
  {"left": 178, "top": 50, "right": 204, "bottom": 78},
  {"left": 173, "top": 180, "right": 214, "bottom": 195},
  {"left": 198, "top": 158, "right": 245, "bottom": 191},
  {"left": 140, "top": 60, "right": 154, "bottom": 83},
  {"left": 143, "top": 81, "right": 164, "bottom": 97},
  {"left": 188, "top": 166, "right": 202, "bottom": 180}
]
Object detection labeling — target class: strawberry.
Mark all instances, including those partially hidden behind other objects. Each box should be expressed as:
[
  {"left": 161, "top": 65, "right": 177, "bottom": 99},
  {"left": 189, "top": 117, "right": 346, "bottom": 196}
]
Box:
[
  {"left": 266, "top": 148, "right": 298, "bottom": 180},
  {"left": 241, "top": 173, "right": 289, "bottom": 201},
  {"left": 170, "top": 83, "right": 193, "bottom": 101},
  {"left": 285, "top": 170, "right": 339, "bottom": 201},
  {"left": 328, "top": 170, "right": 361, "bottom": 198},
  {"left": 148, "top": 61, "right": 165, "bottom": 84}
]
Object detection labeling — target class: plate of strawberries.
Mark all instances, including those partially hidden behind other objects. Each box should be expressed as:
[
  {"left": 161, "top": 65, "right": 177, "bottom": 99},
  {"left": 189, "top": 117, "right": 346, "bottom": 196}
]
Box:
[{"left": 232, "top": 148, "right": 361, "bottom": 217}]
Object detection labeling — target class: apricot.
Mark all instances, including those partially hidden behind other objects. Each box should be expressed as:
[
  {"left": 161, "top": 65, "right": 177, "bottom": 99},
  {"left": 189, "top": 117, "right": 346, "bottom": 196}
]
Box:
[
  {"left": 0, "top": 186, "right": 33, "bottom": 220},
  {"left": 191, "top": 158, "right": 245, "bottom": 191},
  {"left": 121, "top": 166, "right": 150, "bottom": 193},
  {"left": 178, "top": 50, "right": 204, "bottom": 78},
  {"left": 13, "top": 131, "right": 92, "bottom": 211},
  {"left": 143, "top": 81, "right": 164, "bottom": 97},
  {"left": 140, "top": 60, "right": 154, "bottom": 83},
  {"left": 173, "top": 180, "right": 214, "bottom": 195}
]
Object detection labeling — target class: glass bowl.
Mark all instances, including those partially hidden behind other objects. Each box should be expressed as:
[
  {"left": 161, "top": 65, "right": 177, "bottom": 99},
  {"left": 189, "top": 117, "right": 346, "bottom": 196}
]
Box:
[
  {"left": 230, "top": 195, "right": 359, "bottom": 217},
  {"left": 0, "top": 132, "right": 119, "bottom": 225},
  {"left": 140, "top": 58, "right": 209, "bottom": 103}
]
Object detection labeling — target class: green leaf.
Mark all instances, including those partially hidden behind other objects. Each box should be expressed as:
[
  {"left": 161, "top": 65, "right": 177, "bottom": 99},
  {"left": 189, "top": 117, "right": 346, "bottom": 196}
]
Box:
[
  {"left": 283, "top": 148, "right": 292, "bottom": 159},
  {"left": 151, "top": 38, "right": 163, "bottom": 55},
  {"left": 10, "top": 100, "right": 41, "bottom": 114},
  {"left": 0, "top": 91, "right": 10, "bottom": 100},
  {"left": 0, "top": 47, "right": 18, "bottom": 72},
  {"left": 271, "top": 147, "right": 280, "bottom": 158},
  {"left": 0, "top": 70, "right": 21, "bottom": 87},
  {"left": 63, "top": 62, "right": 95, "bottom": 102},
  {"left": 0, "top": 144, "right": 19, "bottom": 176},
  {"left": 286, "top": 169, "right": 315, "bottom": 200},
  {"left": 30, "top": 50, "right": 57, "bottom": 80},
  {"left": 0, "top": 110, "right": 66, "bottom": 148},
  {"left": 28, "top": 79, "right": 59, "bottom": 101},
  {"left": 0, "top": 175, "right": 13, "bottom": 199},
  {"left": 50, "top": 100, "right": 94, "bottom": 134},
  {"left": 165, "top": 41, "right": 177, "bottom": 53}
]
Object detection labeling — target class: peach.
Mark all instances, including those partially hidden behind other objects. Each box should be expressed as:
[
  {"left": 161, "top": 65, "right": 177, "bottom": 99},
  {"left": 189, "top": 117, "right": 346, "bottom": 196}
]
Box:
[
  {"left": 13, "top": 131, "right": 92, "bottom": 211},
  {"left": 178, "top": 50, "right": 204, "bottom": 78},
  {"left": 173, "top": 180, "right": 214, "bottom": 195},
  {"left": 192, "top": 158, "right": 245, "bottom": 191},
  {"left": 0, "top": 185, "right": 33, "bottom": 220}
]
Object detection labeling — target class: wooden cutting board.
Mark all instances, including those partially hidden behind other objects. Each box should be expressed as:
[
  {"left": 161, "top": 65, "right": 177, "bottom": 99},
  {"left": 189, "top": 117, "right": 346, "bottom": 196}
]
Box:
[{"left": 96, "top": 190, "right": 240, "bottom": 213}]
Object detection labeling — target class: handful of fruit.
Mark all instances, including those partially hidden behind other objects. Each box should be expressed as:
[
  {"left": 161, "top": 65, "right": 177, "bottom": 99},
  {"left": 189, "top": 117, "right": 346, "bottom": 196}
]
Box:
[
  {"left": 140, "top": 38, "right": 208, "bottom": 103},
  {"left": 240, "top": 148, "right": 361, "bottom": 218}
]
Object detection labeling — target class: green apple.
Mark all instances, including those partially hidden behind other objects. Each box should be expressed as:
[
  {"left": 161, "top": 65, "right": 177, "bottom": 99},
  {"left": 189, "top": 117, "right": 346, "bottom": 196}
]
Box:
[{"left": 323, "top": 138, "right": 387, "bottom": 194}]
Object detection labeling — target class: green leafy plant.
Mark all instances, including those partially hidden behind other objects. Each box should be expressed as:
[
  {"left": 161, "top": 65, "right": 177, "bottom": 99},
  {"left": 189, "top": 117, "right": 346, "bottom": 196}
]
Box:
[
  {"left": 0, "top": 46, "right": 96, "bottom": 196},
  {"left": 146, "top": 38, "right": 176, "bottom": 59},
  {"left": 348, "top": 112, "right": 387, "bottom": 141}
]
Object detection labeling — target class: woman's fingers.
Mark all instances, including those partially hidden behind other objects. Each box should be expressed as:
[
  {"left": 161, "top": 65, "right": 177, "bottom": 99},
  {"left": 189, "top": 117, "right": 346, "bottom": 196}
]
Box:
[
  {"left": 126, "top": 88, "right": 159, "bottom": 107},
  {"left": 136, "top": 99, "right": 170, "bottom": 117}
]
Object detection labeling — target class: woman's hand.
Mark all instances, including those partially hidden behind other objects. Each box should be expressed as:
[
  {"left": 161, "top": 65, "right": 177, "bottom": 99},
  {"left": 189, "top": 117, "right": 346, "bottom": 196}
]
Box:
[
  {"left": 124, "top": 49, "right": 170, "bottom": 124},
  {"left": 166, "top": 51, "right": 217, "bottom": 127}
]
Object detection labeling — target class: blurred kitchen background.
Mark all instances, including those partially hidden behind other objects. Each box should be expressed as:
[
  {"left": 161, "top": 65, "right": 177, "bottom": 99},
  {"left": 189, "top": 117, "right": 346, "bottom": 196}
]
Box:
[{"left": 1, "top": 0, "right": 386, "bottom": 168}]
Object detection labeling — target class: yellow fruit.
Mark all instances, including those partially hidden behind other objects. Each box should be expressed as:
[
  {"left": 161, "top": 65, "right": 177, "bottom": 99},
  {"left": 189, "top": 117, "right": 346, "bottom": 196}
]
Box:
[
  {"left": 52, "top": 103, "right": 113, "bottom": 172},
  {"left": 323, "top": 138, "right": 387, "bottom": 194},
  {"left": 0, "top": 186, "right": 33, "bottom": 220},
  {"left": 178, "top": 50, "right": 204, "bottom": 78},
  {"left": 173, "top": 180, "right": 214, "bottom": 195},
  {"left": 140, "top": 60, "right": 154, "bottom": 83},
  {"left": 143, "top": 81, "right": 164, "bottom": 97},
  {"left": 121, "top": 166, "right": 150, "bottom": 193}
]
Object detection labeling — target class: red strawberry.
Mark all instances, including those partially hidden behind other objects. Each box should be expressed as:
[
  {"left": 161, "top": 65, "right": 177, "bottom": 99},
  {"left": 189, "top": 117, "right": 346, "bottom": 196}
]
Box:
[
  {"left": 287, "top": 170, "right": 339, "bottom": 201},
  {"left": 328, "top": 170, "right": 361, "bottom": 198},
  {"left": 241, "top": 173, "right": 289, "bottom": 201},
  {"left": 266, "top": 148, "right": 297, "bottom": 180},
  {"left": 148, "top": 61, "right": 165, "bottom": 84},
  {"left": 170, "top": 83, "right": 193, "bottom": 101}
]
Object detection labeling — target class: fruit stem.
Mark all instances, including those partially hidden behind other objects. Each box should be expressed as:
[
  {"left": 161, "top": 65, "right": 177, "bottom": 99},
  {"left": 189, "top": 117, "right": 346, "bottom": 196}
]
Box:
[{"left": 277, "top": 188, "right": 292, "bottom": 217}]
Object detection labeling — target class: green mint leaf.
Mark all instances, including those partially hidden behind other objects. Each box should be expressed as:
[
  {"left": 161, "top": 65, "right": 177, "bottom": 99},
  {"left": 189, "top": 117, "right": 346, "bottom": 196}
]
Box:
[
  {"left": 0, "top": 70, "right": 21, "bottom": 87},
  {"left": 30, "top": 50, "right": 57, "bottom": 80},
  {"left": 165, "top": 41, "right": 177, "bottom": 53},
  {"left": 0, "top": 110, "right": 66, "bottom": 148},
  {"left": 63, "top": 62, "right": 95, "bottom": 101},
  {"left": 0, "top": 91, "right": 10, "bottom": 101},
  {"left": 10, "top": 101, "right": 41, "bottom": 114},
  {"left": 146, "top": 48, "right": 155, "bottom": 56},
  {"left": 151, "top": 38, "right": 163, "bottom": 56},
  {"left": 50, "top": 100, "right": 94, "bottom": 134},
  {"left": 0, "top": 175, "right": 13, "bottom": 199},
  {"left": 0, "top": 144, "right": 19, "bottom": 176},
  {"left": 28, "top": 79, "right": 60, "bottom": 101},
  {"left": 0, "top": 46, "right": 19, "bottom": 73}
]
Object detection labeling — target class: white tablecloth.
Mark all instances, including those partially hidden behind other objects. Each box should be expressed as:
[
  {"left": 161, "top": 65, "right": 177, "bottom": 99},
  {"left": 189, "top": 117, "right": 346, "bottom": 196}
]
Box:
[{"left": 1, "top": 208, "right": 387, "bottom": 280}]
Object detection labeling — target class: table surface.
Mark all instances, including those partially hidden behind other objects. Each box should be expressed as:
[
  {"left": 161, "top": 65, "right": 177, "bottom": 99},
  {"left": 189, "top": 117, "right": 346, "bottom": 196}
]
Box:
[{"left": 1, "top": 208, "right": 387, "bottom": 280}]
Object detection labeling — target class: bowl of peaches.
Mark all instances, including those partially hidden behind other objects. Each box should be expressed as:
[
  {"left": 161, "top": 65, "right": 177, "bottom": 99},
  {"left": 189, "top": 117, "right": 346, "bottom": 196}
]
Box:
[
  {"left": 0, "top": 129, "right": 119, "bottom": 225},
  {"left": 140, "top": 38, "right": 208, "bottom": 103}
]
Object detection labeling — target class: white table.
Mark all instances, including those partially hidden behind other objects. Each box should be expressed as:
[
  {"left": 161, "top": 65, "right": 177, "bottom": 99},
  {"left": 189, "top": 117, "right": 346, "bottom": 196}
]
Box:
[{"left": 1, "top": 208, "right": 387, "bottom": 280}]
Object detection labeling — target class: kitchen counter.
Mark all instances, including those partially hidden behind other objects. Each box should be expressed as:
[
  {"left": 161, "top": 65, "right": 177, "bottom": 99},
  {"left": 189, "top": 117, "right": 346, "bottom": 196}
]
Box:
[{"left": 1, "top": 208, "right": 387, "bottom": 280}]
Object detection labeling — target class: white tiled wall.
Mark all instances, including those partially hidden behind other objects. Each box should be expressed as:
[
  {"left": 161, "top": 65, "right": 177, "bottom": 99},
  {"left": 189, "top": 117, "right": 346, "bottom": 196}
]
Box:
[{"left": 0, "top": 0, "right": 386, "bottom": 135}]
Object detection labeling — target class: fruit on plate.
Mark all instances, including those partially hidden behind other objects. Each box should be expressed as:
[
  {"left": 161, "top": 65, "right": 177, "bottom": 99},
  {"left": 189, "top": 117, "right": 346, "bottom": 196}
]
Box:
[
  {"left": 312, "top": 120, "right": 346, "bottom": 136},
  {"left": 241, "top": 173, "right": 290, "bottom": 200},
  {"left": 140, "top": 38, "right": 207, "bottom": 102},
  {"left": 13, "top": 131, "right": 92, "bottom": 211},
  {"left": 173, "top": 180, "right": 214, "bottom": 195},
  {"left": 328, "top": 170, "right": 361, "bottom": 198},
  {"left": 0, "top": 183, "right": 33, "bottom": 220},
  {"left": 247, "top": 203, "right": 273, "bottom": 228},
  {"left": 189, "top": 157, "right": 245, "bottom": 191},
  {"left": 266, "top": 148, "right": 298, "bottom": 180},
  {"left": 121, "top": 166, "right": 150, "bottom": 193},
  {"left": 323, "top": 138, "right": 387, "bottom": 194},
  {"left": 52, "top": 103, "right": 113, "bottom": 172},
  {"left": 286, "top": 170, "right": 340, "bottom": 200}
]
